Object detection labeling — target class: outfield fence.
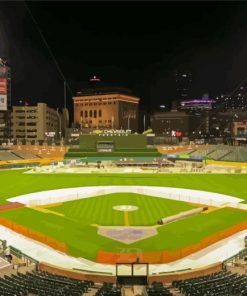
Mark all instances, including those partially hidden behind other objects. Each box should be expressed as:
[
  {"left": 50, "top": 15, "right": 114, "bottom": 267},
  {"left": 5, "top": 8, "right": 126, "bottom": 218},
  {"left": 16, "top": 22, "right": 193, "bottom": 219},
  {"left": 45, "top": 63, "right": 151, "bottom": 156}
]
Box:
[{"left": 0, "top": 217, "right": 67, "bottom": 254}]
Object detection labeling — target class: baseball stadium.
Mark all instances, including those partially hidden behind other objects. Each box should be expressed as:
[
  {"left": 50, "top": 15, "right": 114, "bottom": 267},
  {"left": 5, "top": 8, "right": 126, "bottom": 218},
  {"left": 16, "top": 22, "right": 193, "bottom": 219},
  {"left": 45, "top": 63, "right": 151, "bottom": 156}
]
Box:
[{"left": 0, "top": 133, "right": 247, "bottom": 295}]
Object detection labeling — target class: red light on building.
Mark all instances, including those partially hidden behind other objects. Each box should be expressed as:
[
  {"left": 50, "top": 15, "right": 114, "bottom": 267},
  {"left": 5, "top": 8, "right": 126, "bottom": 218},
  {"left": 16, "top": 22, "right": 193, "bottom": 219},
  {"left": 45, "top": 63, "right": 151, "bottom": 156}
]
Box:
[{"left": 175, "top": 131, "right": 182, "bottom": 137}]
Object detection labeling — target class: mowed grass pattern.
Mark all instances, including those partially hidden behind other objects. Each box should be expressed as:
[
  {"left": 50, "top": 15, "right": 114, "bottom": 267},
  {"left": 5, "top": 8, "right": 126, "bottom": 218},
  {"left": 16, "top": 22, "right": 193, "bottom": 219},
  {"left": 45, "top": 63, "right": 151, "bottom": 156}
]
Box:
[{"left": 51, "top": 193, "right": 195, "bottom": 226}]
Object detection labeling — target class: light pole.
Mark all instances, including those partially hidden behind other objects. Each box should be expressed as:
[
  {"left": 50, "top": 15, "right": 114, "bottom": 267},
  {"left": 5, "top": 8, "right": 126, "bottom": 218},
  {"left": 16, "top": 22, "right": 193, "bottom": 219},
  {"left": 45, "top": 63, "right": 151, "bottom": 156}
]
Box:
[
  {"left": 56, "top": 108, "right": 61, "bottom": 144},
  {"left": 143, "top": 114, "right": 146, "bottom": 132}
]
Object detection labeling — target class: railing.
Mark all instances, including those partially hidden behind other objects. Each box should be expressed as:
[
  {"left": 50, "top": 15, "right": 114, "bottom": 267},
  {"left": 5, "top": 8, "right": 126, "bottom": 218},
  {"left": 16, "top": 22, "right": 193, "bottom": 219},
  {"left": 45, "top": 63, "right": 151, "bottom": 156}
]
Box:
[{"left": 222, "top": 247, "right": 247, "bottom": 269}]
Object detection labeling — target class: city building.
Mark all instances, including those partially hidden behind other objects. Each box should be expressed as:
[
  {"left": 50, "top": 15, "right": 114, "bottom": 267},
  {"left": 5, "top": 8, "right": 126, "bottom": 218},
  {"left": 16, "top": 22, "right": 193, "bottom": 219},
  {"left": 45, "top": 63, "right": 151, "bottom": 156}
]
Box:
[
  {"left": 210, "top": 109, "right": 247, "bottom": 139},
  {"left": 150, "top": 109, "right": 201, "bottom": 139},
  {"left": 215, "top": 86, "right": 247, "bottom": 111},
  {"left": 0, "top": 58, "right": 11, "bottom": 142},
  {"left": 179, "top": 95, "right": 215, "bottom": 133},
  {"left": 175, "top": 71, "right": 192, "bottom": 100},
  {"left": 232, "top": 120, "right": 247, "bottom": 145},
  {"left": 11, "top": 102, "right": 62, "bottom": 143},
  {"left": 73, "top": 78, "right": 140, "bottom": 132}
]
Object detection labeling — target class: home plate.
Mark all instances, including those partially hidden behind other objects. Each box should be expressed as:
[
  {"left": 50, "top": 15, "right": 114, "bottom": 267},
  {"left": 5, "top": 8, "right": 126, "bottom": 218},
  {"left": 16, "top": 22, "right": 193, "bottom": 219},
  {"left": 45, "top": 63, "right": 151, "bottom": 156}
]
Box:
[{"left": 98, "top": 226, "right": 158, "bottom": 244}]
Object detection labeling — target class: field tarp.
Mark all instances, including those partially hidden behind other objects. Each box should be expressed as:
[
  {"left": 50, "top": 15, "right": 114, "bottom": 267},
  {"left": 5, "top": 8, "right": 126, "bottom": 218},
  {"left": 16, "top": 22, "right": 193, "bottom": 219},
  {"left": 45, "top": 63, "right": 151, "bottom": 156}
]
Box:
[{"left": 8, "top": 186, "right": 243, "bottom": 207}]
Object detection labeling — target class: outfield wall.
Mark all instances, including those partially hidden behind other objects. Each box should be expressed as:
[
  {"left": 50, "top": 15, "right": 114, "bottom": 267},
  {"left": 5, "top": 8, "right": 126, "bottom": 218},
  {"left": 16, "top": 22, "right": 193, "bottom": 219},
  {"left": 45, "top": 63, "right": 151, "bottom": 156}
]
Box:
[
  {"left": 79, "top": 134, "right": 147, "bottom": 150},
  {"left": 0, "top": 216, "right": 67, "bottom": 254}
]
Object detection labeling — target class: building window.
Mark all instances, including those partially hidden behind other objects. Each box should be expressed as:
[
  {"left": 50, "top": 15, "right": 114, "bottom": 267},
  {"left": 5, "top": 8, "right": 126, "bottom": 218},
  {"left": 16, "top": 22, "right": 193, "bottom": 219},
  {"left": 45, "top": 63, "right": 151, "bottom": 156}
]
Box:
[
  {"left": 94, "top": 110, "right": 97, "bottom": 118},
  {"left": 80, "top": 110, "right": 83, "bottom": 117},
  {"left": 99, "top": 110, "right": 102, "bottom": 117},
  {"left": 85, "top": 111, "right": 88, "bottom": 118},
  {"left": 89, "top": 110, "right": 92, "bottom": 117}
]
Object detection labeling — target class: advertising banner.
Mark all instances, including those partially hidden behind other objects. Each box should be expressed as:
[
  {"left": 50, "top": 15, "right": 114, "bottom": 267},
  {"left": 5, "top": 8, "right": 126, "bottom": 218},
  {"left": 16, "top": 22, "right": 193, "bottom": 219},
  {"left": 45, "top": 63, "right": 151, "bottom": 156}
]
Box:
[
  {"left": 0, "top": 94, "right": 7, "bottom": 111},
  {"left": 0, "top": 78, "right": 7, "bottom": 94}
]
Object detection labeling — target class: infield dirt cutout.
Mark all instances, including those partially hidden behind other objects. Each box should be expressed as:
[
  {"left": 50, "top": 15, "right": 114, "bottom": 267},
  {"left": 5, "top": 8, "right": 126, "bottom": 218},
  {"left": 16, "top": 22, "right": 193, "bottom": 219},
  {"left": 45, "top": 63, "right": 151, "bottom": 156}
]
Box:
[
  {"left": 97, "top": 226, "right": 158, "bottom": 244},
  {"left": 95, "top": 204, "right": 158, "bottom": 244}
]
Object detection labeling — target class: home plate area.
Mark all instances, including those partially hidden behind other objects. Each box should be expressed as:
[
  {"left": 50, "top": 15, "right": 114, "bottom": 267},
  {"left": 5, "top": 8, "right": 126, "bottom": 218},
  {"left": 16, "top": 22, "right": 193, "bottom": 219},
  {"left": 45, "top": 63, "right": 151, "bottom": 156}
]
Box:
[{"left": 98, "top": 226, "right": 158, "bottom": 244}]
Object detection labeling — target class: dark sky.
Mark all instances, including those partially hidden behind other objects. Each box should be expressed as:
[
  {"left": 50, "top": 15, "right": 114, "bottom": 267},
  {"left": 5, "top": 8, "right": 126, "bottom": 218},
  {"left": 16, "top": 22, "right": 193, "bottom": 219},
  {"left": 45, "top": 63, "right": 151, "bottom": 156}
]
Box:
[{"left": 0, "top": 1, "right": 247, "bottom": 113}]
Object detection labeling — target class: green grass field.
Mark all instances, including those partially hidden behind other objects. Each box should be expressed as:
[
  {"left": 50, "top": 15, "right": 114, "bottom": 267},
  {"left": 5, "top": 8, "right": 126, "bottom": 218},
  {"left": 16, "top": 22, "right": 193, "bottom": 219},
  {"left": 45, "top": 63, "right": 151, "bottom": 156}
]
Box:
[{"left": 0, "top": 170, "right": 247, "bottom": 261}]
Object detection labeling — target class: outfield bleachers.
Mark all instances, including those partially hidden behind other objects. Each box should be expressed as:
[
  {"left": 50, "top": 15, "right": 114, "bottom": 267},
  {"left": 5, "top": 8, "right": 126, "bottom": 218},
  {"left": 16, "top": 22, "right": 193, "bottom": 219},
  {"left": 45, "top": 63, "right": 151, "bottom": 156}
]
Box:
[
  {"left": 0, "top": 151, "right": 21, "bottom": 161},
  {"left": 173, "top": 271, "right": 247, "bottom": 296},
  {"left": 10, "top": 151, "right": 40, "bottom": 160},
  {"left": 188, "top": 145, "right": 247, "bottom": 162},
  {"left": 221, "top": 147, "right": 247, "bottom": 162},
  {"left": 189, "top": 146, "right": 217, "bottom": 158}
]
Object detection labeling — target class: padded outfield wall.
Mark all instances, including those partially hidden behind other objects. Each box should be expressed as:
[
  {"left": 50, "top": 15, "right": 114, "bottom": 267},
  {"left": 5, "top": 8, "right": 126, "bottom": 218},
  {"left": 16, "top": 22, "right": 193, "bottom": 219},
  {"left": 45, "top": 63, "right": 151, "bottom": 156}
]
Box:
[{"left": 79, "top": 134, "right": 147, "bottom": 150}]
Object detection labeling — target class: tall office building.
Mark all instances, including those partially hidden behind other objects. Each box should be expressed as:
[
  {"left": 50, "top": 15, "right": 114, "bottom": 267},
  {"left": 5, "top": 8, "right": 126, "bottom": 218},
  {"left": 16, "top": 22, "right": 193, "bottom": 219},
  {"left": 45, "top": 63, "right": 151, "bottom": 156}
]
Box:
[
  {"left": 0, "top": 58, "right": 11, "bottom": 141},
  {"left": 175, "top": 71, "right": 192, "bottom": 100},
  {"left": 73, "top": 78, "right": 140, "bottom": 132}
]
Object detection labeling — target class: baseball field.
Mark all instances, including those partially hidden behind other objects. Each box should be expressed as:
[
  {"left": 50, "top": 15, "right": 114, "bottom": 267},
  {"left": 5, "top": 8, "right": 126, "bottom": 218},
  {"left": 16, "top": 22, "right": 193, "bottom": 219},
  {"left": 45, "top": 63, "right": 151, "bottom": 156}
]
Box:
[{"left": 0, "top": 170, "right": 247, "bottom": 262}]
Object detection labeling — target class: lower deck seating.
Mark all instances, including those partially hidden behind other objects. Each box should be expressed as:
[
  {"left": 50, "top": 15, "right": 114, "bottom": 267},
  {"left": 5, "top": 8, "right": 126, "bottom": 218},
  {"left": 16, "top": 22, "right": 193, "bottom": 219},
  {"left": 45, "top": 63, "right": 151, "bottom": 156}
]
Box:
[
  {"left": 172, "top": 271, "right": 247, "bottom": 296},
  {"left": 95, "top": 282, "right": 121, "bottom": 296},
  {"left": 147, "top": 282, "right": 173, "bottom": 296},
  {"left": 0, "top": 270, "right": 94, "bottom": 296}
]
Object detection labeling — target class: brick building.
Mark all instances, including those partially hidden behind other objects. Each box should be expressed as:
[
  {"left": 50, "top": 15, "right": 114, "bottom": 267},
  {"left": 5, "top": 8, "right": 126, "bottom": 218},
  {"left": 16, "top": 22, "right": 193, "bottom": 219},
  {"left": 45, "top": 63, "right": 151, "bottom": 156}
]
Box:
[{"left": 73, "top": 82, "right": 140, "bottom": 132}]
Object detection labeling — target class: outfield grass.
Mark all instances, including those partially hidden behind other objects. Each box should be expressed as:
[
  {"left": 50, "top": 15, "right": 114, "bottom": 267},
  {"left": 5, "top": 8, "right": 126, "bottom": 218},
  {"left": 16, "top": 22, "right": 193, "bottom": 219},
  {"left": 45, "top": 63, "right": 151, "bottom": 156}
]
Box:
[{"left": 0, "top": 170, "right": 247, "bottom": 203}]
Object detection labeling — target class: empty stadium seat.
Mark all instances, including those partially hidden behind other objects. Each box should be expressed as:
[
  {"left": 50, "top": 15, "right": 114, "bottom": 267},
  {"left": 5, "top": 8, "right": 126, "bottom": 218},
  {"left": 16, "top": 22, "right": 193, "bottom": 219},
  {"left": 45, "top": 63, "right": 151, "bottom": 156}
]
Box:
[{"left": 172, "top": 271, "right": 247, "bottom": 296}]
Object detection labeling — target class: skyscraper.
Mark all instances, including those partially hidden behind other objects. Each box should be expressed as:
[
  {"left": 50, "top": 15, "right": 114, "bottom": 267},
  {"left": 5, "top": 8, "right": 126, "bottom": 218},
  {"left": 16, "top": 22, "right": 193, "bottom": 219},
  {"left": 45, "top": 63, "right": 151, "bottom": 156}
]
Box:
[{"left": 175, "top": 71, "right": 192, "bottom": 100}]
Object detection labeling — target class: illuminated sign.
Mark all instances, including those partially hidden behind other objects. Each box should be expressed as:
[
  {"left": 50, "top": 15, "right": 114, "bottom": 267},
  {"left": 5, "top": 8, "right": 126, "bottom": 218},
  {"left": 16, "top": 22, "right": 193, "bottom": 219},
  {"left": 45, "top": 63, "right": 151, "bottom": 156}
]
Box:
[
  {"left": 97, "top": 129, "right": 132, "bottom": 136},
  {"left": 0, "top": 95, "right": 7, "bottom": 111},
  {"left": 0, "top": 79, "right": 7, "bottom": 94},
  {"left": 171, "top": 130, "right": 182, "bottom": 137},
  {"left": 45, "top": 132, "right": 56, "bottom": 137}
]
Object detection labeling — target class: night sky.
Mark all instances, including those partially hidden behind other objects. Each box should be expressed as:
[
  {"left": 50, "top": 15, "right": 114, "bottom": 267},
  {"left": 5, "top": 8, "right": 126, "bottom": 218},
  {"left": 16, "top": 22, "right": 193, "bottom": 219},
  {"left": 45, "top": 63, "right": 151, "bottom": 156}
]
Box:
[{"left": 1, "top": 1, "right": 247, "bottom": 114}]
